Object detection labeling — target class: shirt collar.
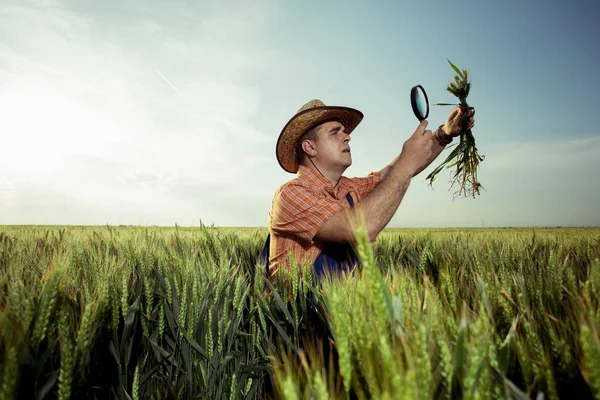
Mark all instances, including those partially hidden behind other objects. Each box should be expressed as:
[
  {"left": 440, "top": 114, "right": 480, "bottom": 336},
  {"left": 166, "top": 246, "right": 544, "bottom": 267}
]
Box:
[{"left": 297, "top": 164, "right": 350, "bottom": 198}]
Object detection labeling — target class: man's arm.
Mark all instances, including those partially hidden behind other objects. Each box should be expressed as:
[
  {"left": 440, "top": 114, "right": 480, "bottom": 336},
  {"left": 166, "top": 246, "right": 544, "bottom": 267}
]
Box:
[
  {"left": 378, "top": 127, "right": 446, "bottom": 180},
  {"left": 315, "top": 120, "right": 445, "bottom": 243},
  {"left": 316, "top": 107, "right": 474, "bottom": 243}
]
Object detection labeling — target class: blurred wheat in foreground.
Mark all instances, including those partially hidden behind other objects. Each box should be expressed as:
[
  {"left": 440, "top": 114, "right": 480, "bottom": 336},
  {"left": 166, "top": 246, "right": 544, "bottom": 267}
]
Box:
[{"left": 1, "top": 225, "right": 599, "bottom": 399}]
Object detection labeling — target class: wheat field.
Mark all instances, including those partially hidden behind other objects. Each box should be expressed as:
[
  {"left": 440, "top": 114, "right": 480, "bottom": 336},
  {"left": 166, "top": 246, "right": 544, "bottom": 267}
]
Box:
[{"left": 1, "top": 225, "right": 599, "bottom": 399}]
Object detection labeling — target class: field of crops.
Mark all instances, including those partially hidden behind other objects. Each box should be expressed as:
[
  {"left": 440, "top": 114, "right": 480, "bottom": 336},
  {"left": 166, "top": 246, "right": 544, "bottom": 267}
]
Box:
[{"left": 1, "top": 225, "right": 599, "bottom": 399}]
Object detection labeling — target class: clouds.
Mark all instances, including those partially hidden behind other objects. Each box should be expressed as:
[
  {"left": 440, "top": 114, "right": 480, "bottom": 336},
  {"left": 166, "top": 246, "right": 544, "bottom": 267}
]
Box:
[
  {"left": 0, "top": 176, "right": 15, "bottom": 192},
  {"left": 0, "top": 0, "right": 281, "bottom": 225},
  {"left": 483, "top": 135, "right": 600, "bottom": 170},
  {"left": 1, "top": 0, "right": 598, "bottom": 228},
  {"left": 390, "top": 134, "right": 600, "bottom": 228}
]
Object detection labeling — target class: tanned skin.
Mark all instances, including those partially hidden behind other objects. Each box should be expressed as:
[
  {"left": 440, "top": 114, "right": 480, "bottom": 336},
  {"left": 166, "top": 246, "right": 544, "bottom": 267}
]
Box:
[{"left": 297, "top": 107, "right": 475, "bottom": 243}]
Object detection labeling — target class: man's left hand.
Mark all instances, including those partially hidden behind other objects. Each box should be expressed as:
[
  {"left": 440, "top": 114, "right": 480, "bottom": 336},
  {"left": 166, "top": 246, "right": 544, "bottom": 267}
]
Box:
[{"left": 443, "top": 107, "right": 475, "bottom": 137}]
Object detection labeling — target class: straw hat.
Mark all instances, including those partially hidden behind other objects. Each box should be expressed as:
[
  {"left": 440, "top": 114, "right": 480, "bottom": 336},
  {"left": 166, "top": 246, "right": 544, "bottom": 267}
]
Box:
[{"left": 276, "top": 99, "right": 364, "bottom": 173}]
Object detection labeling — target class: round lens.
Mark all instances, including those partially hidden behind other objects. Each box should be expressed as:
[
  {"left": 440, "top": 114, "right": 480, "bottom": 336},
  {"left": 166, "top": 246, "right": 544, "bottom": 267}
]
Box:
[
  {"left": 410, "top": 85, "right": 429, "bottom": 121},
  {"left": 416, "top": 89, "right": 427, "bottom": 117}
]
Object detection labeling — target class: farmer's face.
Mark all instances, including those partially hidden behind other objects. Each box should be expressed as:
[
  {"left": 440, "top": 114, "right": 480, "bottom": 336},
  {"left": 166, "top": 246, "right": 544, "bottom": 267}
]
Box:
[{"left": 312, "top": 120, "right": 352, "bottom": 172}]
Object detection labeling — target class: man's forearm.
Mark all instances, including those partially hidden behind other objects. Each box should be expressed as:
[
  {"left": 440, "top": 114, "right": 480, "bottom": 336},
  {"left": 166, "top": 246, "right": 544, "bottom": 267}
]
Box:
[
  {"left": 316, "top": 154, "right": 414, "bottom": 244},
  {"left": 361, "top": 134, "right": 447, "bottom": 239},
  {"left": 357, "top": 158, "right": 414, "bottom": 241}
]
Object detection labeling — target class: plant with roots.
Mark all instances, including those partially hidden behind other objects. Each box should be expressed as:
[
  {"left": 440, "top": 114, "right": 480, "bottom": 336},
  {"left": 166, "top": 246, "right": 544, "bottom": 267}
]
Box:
[{"left": 427, "top": 60, "right": 485, "bottom": 199}]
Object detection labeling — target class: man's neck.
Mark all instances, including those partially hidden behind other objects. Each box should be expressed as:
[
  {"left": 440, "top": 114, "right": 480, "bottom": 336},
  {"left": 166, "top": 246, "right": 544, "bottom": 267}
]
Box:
[{"left": 306, "top": 159, "right": 343, "bottom": 188}]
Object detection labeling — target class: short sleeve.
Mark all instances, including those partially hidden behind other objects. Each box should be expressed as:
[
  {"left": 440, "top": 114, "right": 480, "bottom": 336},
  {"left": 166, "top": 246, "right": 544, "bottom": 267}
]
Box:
[
  {"left": 349, "top": 171, "right": 382, "bottom": 199},
  {"left": 269, "top": 184, "right": 345, "bottom": 244}
]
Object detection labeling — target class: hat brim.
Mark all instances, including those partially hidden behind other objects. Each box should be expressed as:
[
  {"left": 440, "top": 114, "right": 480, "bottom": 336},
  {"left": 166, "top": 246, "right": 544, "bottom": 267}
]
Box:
[{"left": 276, "top": 106, "right": 364, "bottom": 173}]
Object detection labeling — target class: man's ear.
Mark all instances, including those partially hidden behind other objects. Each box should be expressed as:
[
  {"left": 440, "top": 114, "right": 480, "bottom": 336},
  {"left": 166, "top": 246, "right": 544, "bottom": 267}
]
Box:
[{"left": 301, "top": 139, "right": 317, "bottom": 157}]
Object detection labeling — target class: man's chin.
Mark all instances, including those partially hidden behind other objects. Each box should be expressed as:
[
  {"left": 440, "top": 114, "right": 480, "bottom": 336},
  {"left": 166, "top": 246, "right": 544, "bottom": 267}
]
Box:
[{"left": 337, "top": 155, "right": 352, "bottom": 170}]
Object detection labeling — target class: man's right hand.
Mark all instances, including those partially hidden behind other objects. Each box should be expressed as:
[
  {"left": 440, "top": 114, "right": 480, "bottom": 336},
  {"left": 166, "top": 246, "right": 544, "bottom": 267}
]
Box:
[{"left": 397, "top": 120, "right": 438, "bottom": 177}]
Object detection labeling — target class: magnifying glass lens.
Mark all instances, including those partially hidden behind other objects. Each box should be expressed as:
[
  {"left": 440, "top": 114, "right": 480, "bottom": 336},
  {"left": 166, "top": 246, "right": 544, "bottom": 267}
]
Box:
[
  {"left": 410, "top": 85, "right": 429, "bottom": 121},
  {"left": 416, "top": 91, "right": 427, "bottom": 116}
]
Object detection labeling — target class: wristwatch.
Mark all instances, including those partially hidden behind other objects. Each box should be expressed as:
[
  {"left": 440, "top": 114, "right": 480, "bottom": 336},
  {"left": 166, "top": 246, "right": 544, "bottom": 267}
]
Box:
[{"left": 433, "top": 125, "right": 453, "bottom": 146}]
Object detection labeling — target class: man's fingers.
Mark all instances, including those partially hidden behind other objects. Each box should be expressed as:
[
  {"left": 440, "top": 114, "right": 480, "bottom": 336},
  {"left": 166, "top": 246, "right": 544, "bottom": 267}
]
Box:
[
  {"left": 449, "top": 108, "right": 460, "bottom": 120},
  {"left": 452, "top": 109, "right": 463, "bottom": 124},
  {"left": 415, "top": 119, "right": 429, "bottom": 135}
]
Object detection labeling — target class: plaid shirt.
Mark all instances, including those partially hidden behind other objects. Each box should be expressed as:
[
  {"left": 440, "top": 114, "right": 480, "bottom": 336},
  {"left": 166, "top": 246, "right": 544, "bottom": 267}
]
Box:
[{"left": 267, "top": 164, "right": 382, "bottom": 277}]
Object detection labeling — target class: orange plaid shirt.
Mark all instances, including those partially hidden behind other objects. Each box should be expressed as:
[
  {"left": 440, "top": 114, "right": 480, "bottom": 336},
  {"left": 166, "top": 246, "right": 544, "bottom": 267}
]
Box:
[{"left": 267, "top": 165, "right": 382, "bottom": 277}]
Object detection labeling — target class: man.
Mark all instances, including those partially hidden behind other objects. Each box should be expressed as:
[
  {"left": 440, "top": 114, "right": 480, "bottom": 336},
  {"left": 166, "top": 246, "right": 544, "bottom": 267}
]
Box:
[{"left": 262, "top": 99, "right": 474, "bottom": 280}]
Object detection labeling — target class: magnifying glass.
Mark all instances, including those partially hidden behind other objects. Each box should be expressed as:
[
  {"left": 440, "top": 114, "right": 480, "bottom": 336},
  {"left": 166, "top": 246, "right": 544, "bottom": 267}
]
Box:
[
  {"left": 410, "top": 85, "right": 429, "bottom": 121},
  {"left": 411, "top": 85, "right": 473, "bottom": 122}
]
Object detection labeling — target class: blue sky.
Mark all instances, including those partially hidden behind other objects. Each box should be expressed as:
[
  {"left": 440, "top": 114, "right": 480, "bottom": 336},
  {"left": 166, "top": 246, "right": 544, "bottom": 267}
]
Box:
[{"left": 1, "top": 0, "right": 598, "bottom": 227}]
